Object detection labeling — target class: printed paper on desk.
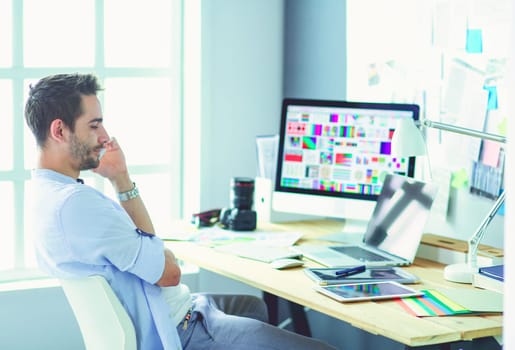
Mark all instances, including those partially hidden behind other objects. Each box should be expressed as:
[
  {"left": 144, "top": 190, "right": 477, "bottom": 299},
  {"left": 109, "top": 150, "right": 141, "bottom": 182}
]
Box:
[
  {"left": 191, "top": 226, "right": 303, "bottom": 247},
  {"left": 160, "top": 226, "right": 302, "bottom": 247}
]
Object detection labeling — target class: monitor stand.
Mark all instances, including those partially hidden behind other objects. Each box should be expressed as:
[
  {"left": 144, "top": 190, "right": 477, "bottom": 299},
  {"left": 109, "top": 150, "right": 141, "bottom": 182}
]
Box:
[{"left": 317, "top": 218, "right": 368, "bottom": 244}]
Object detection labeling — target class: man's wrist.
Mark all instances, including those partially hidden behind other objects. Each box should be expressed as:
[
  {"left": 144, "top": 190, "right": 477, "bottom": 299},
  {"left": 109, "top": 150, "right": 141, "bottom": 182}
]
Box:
[
  {"left": 118, "top": 182, "right": 140, "bottom": 201},
  {"left": 110, "top": 173, "right": 133, "bottom": 193}
]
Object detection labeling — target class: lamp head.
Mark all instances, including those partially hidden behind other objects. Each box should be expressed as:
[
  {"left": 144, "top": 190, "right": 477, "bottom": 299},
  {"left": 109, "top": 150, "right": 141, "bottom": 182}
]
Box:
[{"left": 391, "top": 118, "right": 427, "bottom": 157}]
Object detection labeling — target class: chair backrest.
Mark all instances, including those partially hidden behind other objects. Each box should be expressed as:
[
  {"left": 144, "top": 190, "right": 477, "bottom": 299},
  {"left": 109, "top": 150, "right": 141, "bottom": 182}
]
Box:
[{"left": 60, "top": 275, "right": 137, "bottom": 350}]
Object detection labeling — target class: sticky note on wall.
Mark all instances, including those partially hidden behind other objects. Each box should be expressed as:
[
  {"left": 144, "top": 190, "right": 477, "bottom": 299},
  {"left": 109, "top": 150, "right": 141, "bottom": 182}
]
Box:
[
  {"left": 498, "top": 202, "right": 505, "bottom": 216},
  {"left": 451, "top": 168, "right": 469, "bottom": 189},
  {"left": 466, "top": 29, "right": 483, "bottom": 53},
  {"left": 483, "top": 85, "right": 498, "bottom": 110},
  {"left": 481, "top": 140, "right": 501, "bottom": 167}
]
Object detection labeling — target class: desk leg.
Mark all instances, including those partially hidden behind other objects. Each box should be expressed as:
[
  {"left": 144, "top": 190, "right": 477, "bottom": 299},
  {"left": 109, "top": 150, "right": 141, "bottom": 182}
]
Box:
[
  {"left": 263, "top": 292, "right": 312, "bottom": 337},
  {"left": 289, "top": 302, "right": 312, "bottom": 337},
  {"left": 263, "top": 292, "right": 279, "bottom": 325}
]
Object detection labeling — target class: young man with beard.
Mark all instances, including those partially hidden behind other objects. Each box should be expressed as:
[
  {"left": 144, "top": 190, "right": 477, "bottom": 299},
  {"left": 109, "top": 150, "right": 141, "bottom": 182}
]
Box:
[{"left": 25, "top": 73, "right": 337, "bottom": 350}]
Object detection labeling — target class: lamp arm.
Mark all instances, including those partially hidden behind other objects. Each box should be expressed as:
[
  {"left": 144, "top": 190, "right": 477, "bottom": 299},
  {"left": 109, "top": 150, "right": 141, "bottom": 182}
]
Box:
[
  {"left": 466, "top": 191, "right": 506, "bottom": 269},
  {"left": 420, "top": 119, "right": 506, "bottom": 144}
]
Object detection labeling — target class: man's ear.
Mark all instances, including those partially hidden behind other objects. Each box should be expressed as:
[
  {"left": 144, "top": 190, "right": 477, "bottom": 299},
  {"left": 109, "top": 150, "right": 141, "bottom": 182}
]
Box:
[{"left": 49, "top": 119, "right": 67, "bottom": 142}]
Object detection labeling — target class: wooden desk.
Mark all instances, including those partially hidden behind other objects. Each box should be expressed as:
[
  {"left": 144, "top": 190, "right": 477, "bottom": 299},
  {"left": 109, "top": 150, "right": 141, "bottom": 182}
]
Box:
[{"left": 164, "top": 220, "right": 502, "bottom": 349}]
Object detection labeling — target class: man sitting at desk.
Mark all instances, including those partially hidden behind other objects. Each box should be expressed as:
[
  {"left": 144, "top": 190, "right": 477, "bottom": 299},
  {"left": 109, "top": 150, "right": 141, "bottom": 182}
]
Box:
[{"left": 25, "top": 73, "right": 337, "bottom": 350}]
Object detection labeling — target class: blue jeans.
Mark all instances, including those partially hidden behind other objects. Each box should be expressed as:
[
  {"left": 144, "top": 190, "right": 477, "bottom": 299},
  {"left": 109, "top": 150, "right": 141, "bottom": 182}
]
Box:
[{"left": 177, "top": 293, "right": 337, "bottom": 350}]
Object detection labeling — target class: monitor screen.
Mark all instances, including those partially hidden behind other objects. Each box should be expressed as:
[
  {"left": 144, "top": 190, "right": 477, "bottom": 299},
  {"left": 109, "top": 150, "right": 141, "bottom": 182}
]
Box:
[{"left": 272, "top": 99, "right": 419, "bottom": 231}]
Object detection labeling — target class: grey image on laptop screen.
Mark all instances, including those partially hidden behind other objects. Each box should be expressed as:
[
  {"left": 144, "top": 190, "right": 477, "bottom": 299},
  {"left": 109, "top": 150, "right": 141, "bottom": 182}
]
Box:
[{"left": 363, "top": 174, "right": 439, "bottom": 261}]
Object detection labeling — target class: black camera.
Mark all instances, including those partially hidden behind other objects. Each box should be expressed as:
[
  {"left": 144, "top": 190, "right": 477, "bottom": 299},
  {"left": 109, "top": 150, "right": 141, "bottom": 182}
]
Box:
[{"left": 219, "top": 177, "right": 257, "bottom": 231}]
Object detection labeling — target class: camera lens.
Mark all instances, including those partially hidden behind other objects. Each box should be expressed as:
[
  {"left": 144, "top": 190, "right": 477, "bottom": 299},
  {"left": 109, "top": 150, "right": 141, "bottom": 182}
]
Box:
[{"left": 230, "top": 177, "right": 254, "bottom": 210}]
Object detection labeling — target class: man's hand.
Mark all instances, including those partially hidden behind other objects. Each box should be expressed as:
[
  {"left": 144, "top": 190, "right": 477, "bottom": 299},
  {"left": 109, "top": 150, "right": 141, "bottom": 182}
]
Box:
[
  {"left": 93, "top": 137, "right": 132, "bottom": 192},
  {"left": 94, "top": 136, "right": 155, "bottom": 233}
]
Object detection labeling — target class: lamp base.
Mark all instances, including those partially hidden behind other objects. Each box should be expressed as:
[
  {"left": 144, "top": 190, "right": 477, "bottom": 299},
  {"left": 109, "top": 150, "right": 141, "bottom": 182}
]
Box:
[{"left": 443, "top": 263, "right": 478, "bottom": 284}]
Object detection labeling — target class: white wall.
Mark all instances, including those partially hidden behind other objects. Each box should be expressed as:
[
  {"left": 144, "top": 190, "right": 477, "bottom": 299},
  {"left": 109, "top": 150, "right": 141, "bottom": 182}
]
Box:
[
  {"left": 0, "top": 285, "right": 83, "bottom": 349},
  {"left": 196, "top": 0, "right": 284, "bottom": 212},
  {"left": 283, "top": 0, "right": 347, "bottom": 100}
]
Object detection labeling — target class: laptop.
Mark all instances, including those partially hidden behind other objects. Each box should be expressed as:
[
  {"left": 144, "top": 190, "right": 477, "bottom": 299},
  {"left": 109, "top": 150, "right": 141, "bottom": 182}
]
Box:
[{"left": 294, "top": 174, "right": 438, "bottom": 267}]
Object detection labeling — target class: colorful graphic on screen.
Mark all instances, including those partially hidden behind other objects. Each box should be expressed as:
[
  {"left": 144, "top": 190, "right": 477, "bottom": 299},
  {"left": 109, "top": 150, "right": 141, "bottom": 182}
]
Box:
[{"left": 279, "top": 104, "right": 413, "bottom": 197}]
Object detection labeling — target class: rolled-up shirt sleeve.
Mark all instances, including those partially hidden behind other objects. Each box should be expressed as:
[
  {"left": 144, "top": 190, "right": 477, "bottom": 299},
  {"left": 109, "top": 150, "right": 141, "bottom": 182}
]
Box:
[
  {"left": 126, "top": 233, "right": 165, "bottom": 284},
  {"left": 59, "top": 188, "right": 165, "bottom": 284}
]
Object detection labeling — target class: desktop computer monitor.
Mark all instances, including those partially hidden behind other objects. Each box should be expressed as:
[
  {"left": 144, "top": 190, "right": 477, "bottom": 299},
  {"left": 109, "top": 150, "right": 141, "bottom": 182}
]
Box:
[{"left": 272, "top": 98, "right": 419, "bottom": 233}]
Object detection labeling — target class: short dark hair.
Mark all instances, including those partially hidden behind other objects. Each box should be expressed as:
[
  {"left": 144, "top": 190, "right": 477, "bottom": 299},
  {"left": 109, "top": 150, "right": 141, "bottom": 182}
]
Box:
[{"left": 25, "top": 73, "right": 102, "bottom": 147}]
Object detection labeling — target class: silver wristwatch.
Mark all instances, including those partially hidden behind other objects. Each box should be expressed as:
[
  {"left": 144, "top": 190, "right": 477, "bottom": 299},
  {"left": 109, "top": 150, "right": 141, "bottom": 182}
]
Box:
[{"left": 118, "top": 182, "right": 139, "bottom": 201}]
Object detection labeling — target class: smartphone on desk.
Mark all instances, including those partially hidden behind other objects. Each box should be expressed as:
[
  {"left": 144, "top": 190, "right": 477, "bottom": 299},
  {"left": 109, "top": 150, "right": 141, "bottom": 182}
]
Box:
[
  {"left": 314, "top": 281, "right": 423, "bottom": 303},
  {"left": 304, "top": 266, "right": 420, "bottom": 285}
]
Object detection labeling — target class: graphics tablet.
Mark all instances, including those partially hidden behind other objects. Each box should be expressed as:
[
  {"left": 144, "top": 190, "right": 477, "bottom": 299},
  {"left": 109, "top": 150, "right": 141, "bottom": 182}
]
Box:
[{"left": 314, "top": 281, "right": 423, "bottom": 302}]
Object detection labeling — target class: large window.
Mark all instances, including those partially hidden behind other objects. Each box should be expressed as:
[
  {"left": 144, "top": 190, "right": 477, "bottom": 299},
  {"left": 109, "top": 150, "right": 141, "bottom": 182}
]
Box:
[{"left": 0, "top": 0, "right": 182, "bottom": 278}]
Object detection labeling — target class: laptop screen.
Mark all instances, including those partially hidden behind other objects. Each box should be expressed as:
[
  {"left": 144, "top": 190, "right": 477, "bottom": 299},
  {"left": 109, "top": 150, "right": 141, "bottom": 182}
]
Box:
[{"left": 364, "top": 174, "right": 438, "bottom": 261}]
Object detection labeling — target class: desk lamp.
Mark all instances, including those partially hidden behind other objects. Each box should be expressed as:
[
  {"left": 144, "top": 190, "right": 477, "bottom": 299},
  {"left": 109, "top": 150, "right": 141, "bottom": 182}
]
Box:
[{"left": 391, "top": 117, "right": 506, "bottom": 283}]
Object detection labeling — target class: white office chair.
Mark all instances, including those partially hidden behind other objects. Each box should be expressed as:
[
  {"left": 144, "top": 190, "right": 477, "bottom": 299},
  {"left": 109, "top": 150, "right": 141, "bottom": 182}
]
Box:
[{"left": 60, "top": 275, "right": 137, "bottom": 350}]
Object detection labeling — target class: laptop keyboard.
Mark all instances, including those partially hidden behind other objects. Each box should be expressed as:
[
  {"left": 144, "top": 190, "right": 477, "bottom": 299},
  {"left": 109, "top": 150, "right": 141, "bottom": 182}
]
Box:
[{"left": 330, "top": 246, "right": 392, "bottom": 262}]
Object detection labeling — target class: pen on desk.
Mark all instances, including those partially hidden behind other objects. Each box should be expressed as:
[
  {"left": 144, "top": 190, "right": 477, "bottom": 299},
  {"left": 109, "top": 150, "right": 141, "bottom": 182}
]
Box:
[{"left": 335, "top": 265, "right": 366, "bottom": 277}]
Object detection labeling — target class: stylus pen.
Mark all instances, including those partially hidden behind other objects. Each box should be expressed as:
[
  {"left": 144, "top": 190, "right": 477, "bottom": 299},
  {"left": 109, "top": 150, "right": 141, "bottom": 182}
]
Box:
[{"left": 335, "top": 265, "right": 366, "bottom": 277}]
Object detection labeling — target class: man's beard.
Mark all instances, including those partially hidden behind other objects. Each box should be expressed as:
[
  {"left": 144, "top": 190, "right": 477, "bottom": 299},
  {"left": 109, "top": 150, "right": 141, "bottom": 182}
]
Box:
[{"left": 70, "top": 134, "right": 101, "bottom": 171}]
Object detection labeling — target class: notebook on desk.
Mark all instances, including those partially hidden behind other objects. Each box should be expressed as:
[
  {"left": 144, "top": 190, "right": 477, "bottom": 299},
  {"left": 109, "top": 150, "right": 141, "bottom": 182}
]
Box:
[{"left": 294, "top": 174, "right": 438, "bottom": 267}]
